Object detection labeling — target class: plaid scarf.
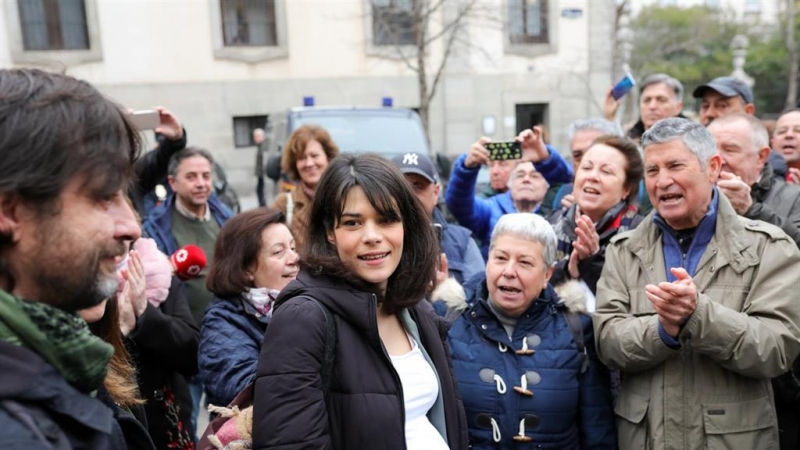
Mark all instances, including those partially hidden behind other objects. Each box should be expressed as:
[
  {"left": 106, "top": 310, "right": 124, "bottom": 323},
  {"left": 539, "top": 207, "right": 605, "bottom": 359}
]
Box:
[
  {"left": 0, "top": 290, "right": 113, "bottom": 393},
  {"left": 551, "top": 202, "right": 637, "bottom": 261}
]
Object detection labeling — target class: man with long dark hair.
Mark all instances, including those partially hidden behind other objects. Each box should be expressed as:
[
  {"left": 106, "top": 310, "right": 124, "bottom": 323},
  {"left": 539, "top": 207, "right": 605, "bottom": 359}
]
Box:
[{"left": 0, "top": 69, "right": 142, "bottom": 448}]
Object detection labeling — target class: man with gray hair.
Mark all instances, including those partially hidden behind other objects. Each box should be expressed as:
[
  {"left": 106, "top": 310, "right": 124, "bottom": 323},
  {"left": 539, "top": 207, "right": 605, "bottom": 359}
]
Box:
[
  {"left": 594, "top": 117, "right": 800, "bottom": 449},
  {"left": 566, "top": 118, "right": 624, "bottom": 169},
  {"left": 606, "top": 73, "right": 685, "bottom": 142},
  {"left": 708, "top": 113, "right": 800, "bottom": 449}
]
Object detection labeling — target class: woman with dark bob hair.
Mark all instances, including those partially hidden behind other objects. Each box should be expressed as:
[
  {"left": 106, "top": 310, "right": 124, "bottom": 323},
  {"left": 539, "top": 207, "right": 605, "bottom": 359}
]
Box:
[
  {"left": 198, "top": 208, "right": 298, "bottom": 407},
  {"left": 252, "top": 154, "right": 468, "bottom": 449},
  {"left": 270, "top": 124, "right": 340, "bottom": 252},
  {"left": 547, "top": 135, "right": 644, "bottom": 306}
]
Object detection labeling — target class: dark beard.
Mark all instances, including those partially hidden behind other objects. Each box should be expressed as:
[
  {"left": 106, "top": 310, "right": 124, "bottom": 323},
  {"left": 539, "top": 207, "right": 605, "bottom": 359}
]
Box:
[
  {"left": 31, "top": 251, "right": 119, "bottom": 312},
  {"left": 28, "top": 226, "right": 125, "bottom": 312}
]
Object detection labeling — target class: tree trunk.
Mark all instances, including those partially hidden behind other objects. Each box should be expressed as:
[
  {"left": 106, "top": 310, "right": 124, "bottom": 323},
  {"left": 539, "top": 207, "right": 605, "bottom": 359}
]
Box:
[
  {"left": 786, "top": 0, "right": 798, "bottom": 109},
  {"left": 415, "top": 0, "right": 430, "bottom": 138}
]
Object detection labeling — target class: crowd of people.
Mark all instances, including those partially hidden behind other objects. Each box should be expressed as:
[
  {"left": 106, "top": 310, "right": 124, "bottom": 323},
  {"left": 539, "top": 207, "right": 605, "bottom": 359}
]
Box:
[{"left": 2, "top": 67, "right": 800, "bottom": 450}]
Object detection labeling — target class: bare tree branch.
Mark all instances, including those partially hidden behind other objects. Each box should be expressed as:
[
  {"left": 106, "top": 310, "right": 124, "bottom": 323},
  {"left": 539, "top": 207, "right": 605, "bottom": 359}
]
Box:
[
  {"left": 424, "top": 0, "right": 477, "bottom": 46},
  {"left": 370, "top": 2, "right": 420, "bottom": 70},
  {"left": 398, "top": 49, "right": 419, "bottom": 71},
  {"left": 421, "top": 0, "right": 446, "bottom": 23},
  {"left": 426, "top": 4, "right": 466, "bottom": 105},
  {"left": 364, "top": 0, "right": 502, "bottom": 134}
]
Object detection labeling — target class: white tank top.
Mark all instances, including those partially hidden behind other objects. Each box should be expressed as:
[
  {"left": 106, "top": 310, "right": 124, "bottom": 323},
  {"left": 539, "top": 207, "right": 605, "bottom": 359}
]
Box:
[{"left": 390, "top": 336, "right": 450, "bottom": 450}]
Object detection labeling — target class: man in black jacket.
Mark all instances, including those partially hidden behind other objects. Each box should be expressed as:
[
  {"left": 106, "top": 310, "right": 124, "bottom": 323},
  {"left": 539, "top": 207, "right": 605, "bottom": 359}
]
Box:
[
  {"left": 129, "top": 107, "right": 187, "bottom": 217},
  {"left": 0, "top": 69, "right": 141, "bottom": 448},
  {"left": 624, "top": 74, "right": 685, "bottom": 142},
  {"left": 708, "top": 112, "right": 800, "bottom": 450}
]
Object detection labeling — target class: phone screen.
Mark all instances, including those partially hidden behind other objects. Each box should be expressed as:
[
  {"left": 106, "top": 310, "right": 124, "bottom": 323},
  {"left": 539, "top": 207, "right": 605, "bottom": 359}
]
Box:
[
  {"left": 611, "top": 73, "right": 636, "bottom": 101},
  {"left": 485, "top": 141, "right": 522, "bottom": 161}
]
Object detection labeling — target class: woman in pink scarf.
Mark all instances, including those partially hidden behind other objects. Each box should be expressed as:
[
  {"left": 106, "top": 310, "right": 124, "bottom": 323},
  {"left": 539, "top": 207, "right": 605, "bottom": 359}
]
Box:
[{"left": 198, "top": 208, "right": 298, "bottom": 409}]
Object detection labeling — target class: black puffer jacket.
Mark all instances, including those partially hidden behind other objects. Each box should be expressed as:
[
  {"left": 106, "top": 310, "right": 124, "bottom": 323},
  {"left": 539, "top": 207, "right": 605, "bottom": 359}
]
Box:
[
  {"left": 127, "top": 277, "right": 199, "bottom": 450},
  {"left": 252, "top": 269, "right": 468, "bottom": 450}
]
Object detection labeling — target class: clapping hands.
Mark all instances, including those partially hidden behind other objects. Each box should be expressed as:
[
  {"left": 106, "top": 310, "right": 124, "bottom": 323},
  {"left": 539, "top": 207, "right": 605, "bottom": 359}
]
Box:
[
  {"left": 118, "top": 250, "right": 147, "bottom": 336},
  {"left": 567, "top": 215, "right": 600, "bottom": 279},
  {"left": 645, "top": 267, "right": 698, "bottom": 338}
]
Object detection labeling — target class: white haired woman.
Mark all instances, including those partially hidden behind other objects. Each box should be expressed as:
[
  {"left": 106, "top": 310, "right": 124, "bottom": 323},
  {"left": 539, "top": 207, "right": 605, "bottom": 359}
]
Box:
[{"left": 442, "top": 213, "right": 616, "bottom": 448}]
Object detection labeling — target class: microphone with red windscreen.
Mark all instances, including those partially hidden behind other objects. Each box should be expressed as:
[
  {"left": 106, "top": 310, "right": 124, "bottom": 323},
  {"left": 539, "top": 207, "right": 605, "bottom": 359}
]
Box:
[{"left": 170, "top": 245, "right": 207, "bottom": 280}]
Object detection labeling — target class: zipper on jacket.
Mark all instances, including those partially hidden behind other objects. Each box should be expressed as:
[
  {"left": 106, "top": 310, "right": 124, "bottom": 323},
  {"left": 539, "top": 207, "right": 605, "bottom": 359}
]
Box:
[{"left": 371, "top": 293, "right": 408, "bottom": 448}]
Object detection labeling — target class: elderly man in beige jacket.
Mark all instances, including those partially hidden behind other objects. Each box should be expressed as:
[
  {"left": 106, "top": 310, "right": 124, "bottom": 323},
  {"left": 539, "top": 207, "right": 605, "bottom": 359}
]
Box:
[{"left": 594, "top": 117, "right": 800, "bottom": 450}]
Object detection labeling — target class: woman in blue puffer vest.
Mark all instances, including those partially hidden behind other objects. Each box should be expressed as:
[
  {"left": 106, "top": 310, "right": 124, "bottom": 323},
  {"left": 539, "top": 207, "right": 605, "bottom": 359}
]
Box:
[{"left": 439, "top": 213, "right": 616, "bottom": 449}]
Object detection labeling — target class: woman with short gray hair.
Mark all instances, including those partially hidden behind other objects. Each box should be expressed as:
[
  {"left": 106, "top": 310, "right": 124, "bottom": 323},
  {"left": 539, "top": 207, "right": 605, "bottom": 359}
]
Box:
[{"left": 441, "top": 213, "right": 616, "bottom": 448}]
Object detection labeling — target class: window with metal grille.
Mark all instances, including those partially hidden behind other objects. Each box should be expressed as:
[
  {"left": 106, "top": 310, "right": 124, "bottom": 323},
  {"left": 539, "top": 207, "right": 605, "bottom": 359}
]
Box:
[
  {"left": 17, "top": 0, "right": 90, "bottom": 51},
  {"left": 220, "top": 0, "right": 277, "bottom": 47},
  {"left": 372, "top": 0, "right": 416, "bottom": 46},
  {"left": 508, "top": 0, "right": 548, "bottom": 45},
  {"left": 233, "top": 115, "right": 268, "bottom": 148}
]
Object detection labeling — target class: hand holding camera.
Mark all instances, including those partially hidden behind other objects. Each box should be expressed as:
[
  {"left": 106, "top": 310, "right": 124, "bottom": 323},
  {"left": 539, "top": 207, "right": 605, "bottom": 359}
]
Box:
[
  {"left": 464, "top": 136, "right": 494, "bottom": 169},
  {"left": 518, "top": 126, "right": 548, "bottom": 162}
]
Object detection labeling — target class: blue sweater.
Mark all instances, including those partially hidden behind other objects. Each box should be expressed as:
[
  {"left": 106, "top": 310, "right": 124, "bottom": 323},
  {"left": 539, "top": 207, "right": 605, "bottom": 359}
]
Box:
[
  {"left": 445, "top": 147, "right": 573, "bottom": 258},
  {"left": 448, "top": 277, "right": 617, "bottom": 449}
]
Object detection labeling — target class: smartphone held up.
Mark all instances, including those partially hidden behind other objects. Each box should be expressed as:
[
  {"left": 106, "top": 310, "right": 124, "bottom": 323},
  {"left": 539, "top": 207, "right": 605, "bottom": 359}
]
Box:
[
  {"left": 610, "top": 73, "right": 636, "bottom": 101},
  {"left": 128, "top": 110, "right": 161, "bottom": 131},
  {"left": 485, "top": 141, "right": 522, "bottom": 161}
]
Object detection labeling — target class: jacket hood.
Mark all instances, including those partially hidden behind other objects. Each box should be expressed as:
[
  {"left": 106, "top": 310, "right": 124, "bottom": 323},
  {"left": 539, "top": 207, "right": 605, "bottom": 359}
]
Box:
[
  {"left": 434, "top": 275, "right": 588, "bottom": 316},
  {"left": 275, "top": 269, "right": 380, "bottom": 335}
]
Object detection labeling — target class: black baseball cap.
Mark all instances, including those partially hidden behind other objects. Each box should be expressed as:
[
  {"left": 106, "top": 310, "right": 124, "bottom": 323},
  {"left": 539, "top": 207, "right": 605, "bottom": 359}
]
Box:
[
  {"left": 391, "top": 152, "right": 438, "bottom": 184},
  {"left": 692, "top": 76, "right": 754, "bottom": 104}
]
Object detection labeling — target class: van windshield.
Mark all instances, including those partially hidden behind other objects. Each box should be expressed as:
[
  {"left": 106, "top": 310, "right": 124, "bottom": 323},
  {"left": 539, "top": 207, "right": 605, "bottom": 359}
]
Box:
[{"left": 294, "top": 114, "right": 429, "bottom": 159}]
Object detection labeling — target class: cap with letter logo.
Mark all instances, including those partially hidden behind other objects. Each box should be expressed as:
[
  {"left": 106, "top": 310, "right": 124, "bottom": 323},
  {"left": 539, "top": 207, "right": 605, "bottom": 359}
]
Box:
[{"left": 391, "top": 152, "right": 439, "bottom": 184}]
